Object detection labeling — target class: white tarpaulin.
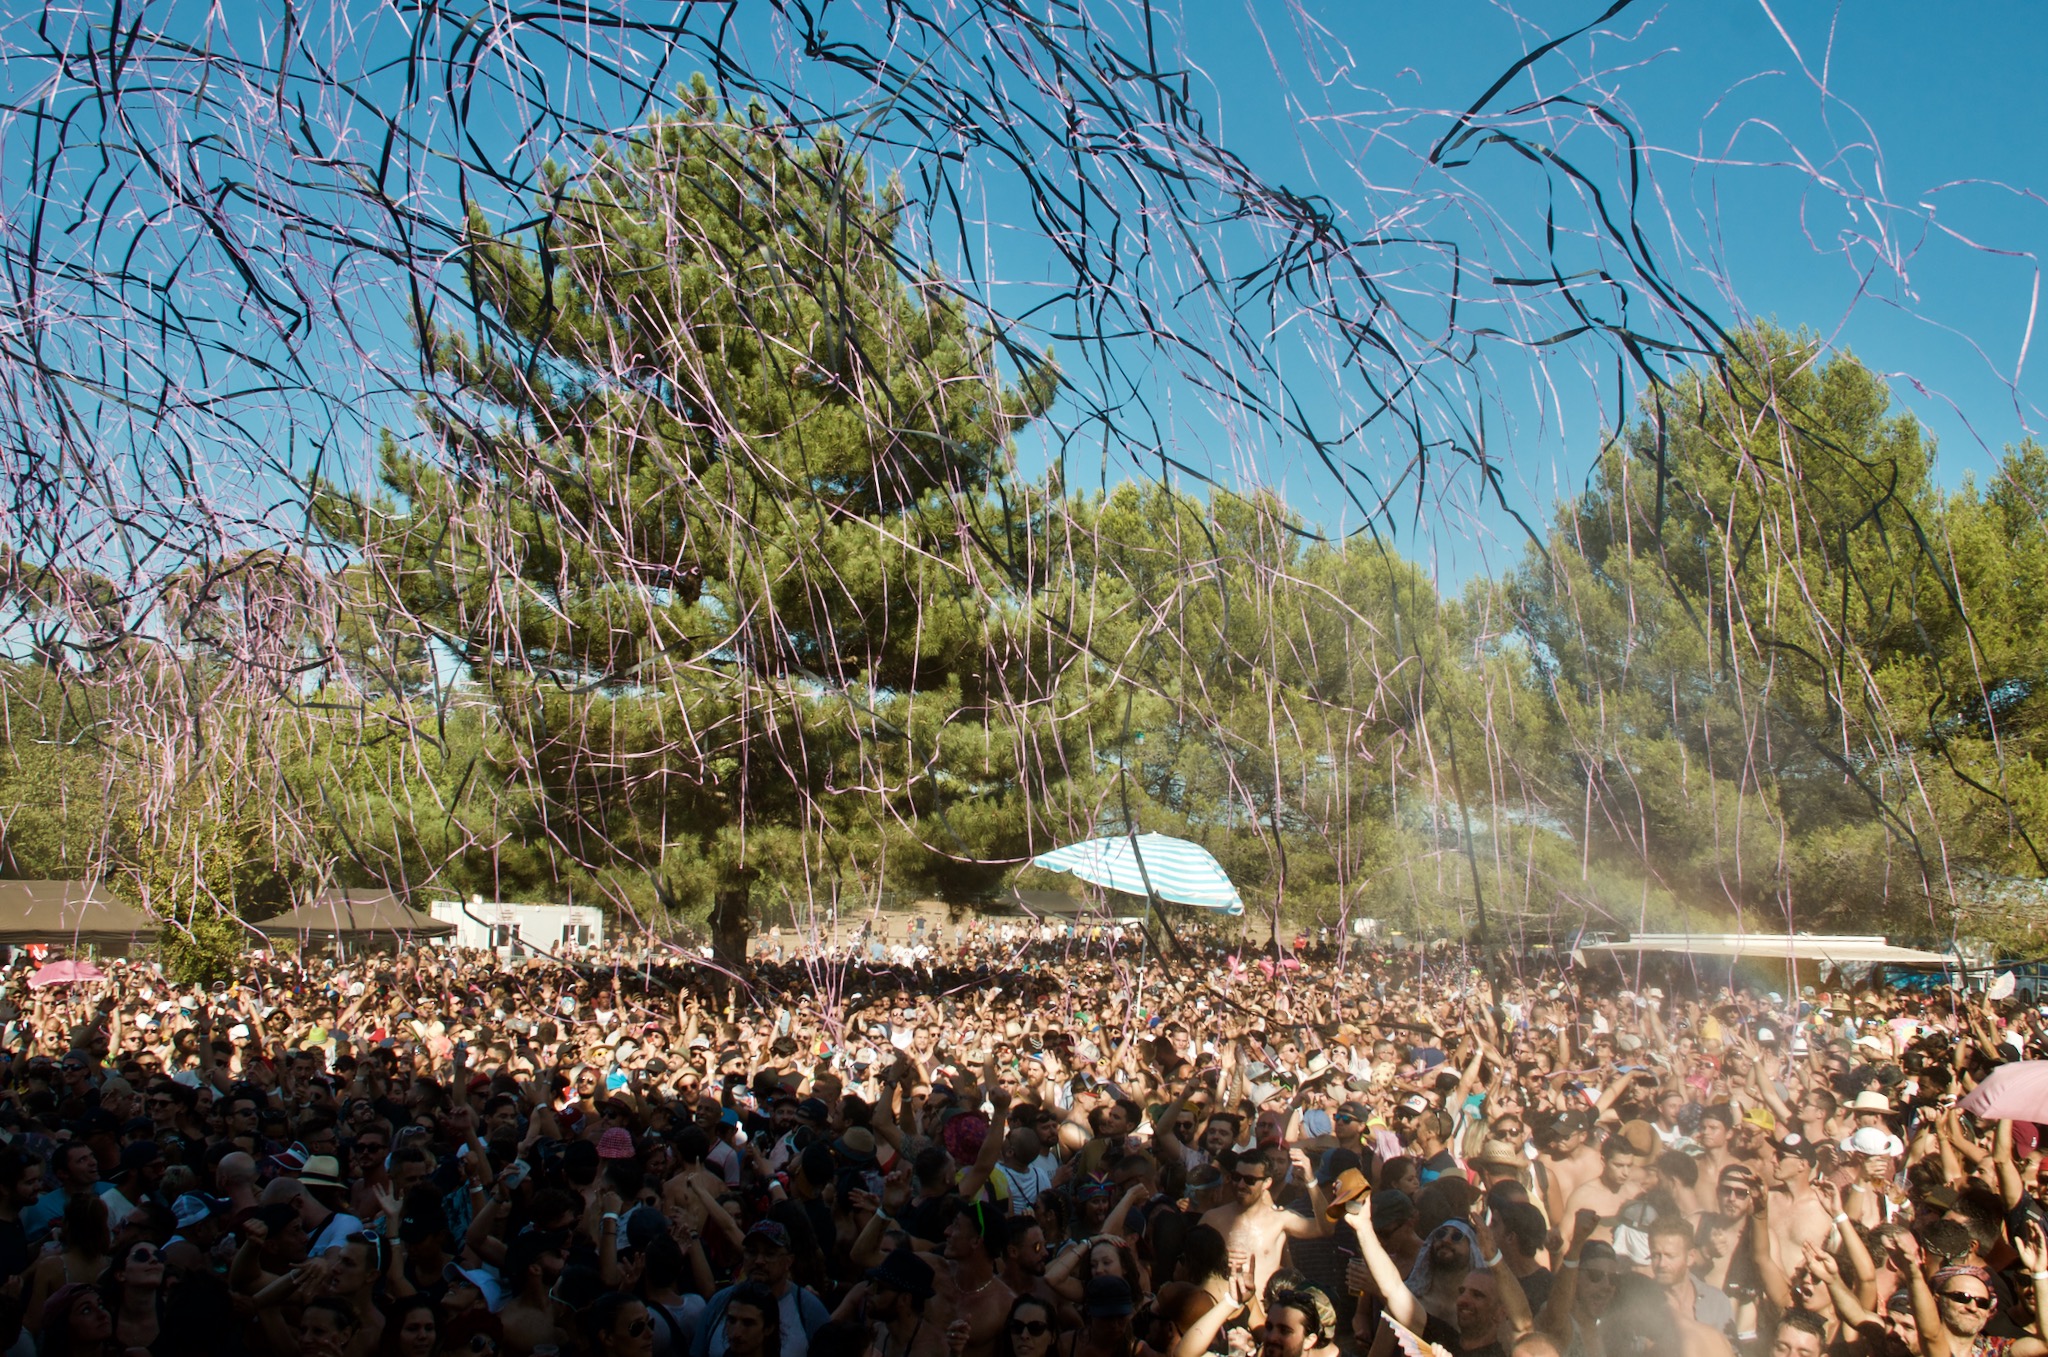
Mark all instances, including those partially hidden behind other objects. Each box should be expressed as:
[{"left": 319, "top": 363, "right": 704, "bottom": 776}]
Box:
[{"left": 1577, "top": 933, "right": 1947, "bottom": 964}]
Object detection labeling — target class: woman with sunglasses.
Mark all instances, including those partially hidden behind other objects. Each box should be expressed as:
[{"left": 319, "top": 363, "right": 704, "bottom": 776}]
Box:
[
  {"left": 105, "top": 1236, "right": 167, "bottom": 1352},
  {"left": 995, "top": 1294, "right": 1055, "bottom": 1357}
]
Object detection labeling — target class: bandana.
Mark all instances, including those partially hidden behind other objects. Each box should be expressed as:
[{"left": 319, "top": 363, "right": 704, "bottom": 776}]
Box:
[
  {"left": 1932, "top": 1265, "right": 1994, "bottom": 1290},
  {"left": 1404, "top": 1219, "right": 1483, "bottom": 1297}
]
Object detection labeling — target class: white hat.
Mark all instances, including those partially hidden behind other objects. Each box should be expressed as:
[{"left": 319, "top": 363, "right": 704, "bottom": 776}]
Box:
[
  {"left": 1842, "top": 1126, "right": 1905, "bottom": 1158},
  {"left": 443, "top": 1263, "right": 505, "bottom": 1312},
  {"left": 1848, "top": 1090, "right": 1892, "bottom": 1113}
]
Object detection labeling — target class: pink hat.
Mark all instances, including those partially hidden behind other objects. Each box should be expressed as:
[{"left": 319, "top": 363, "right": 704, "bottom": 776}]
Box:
[{"left": 597, "top": 1127, "right": 636, "bottom": 1160}]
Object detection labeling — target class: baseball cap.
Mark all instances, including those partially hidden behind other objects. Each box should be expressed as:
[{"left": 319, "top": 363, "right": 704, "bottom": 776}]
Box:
[{"left": 443, "top": 1262, "right": 505, "bottom": 1312}]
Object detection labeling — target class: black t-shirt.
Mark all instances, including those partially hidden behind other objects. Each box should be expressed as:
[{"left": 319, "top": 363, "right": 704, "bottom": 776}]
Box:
[
  {"left": 1423, "top": 1314, "right": 1505, "bottom": 1357},
  {"left": 0, "top": 1216, "right": 27, "bottom": 1286},
  {"left": 899, "top": 1191, "right": 954, "bottom": 1243},
  {"left": 1517, "top": 1265, "right": 1555, "bottom": 1316}
]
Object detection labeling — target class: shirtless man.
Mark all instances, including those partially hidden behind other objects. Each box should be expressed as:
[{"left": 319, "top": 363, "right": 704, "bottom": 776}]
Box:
[
  {"left": 833, "top": 1248, "right": 949, "bottom": 1357},
  {"left": 1198, "top": 1149, "right": 1332, "bottom": 1298},
  {"left": 940, "top": 1200, "right": 1015, "bottom": 1357},
  {"left": 1536, "top": 1114, "right": 1602, "bottom": 1227},
  {"left": 1561, "top": 1136, "right": 1644, "bottom": 1236},
  {"left": 496, "top": 1228, "right": 572, "bottom": 1357},
  {"left": 1766, "top": 1138, "right": 1832, "bottom": 1263}
]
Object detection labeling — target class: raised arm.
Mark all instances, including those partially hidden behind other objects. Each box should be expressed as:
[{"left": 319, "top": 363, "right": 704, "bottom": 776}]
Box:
[
  {"left": 956, "top": 1086, "right": 1011, "bottom": 1201},
  {"left": 1343, "top": 1199, "right": 1425, "bottom": 1333},
  {"left": 1537, "top": 1209, "right": 1599, "bottom": 1341}
]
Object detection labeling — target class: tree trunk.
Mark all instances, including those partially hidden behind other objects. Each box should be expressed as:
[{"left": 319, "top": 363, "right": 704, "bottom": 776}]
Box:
[{"left": 710, "top": 867, "right": 756, "bottom": 971}]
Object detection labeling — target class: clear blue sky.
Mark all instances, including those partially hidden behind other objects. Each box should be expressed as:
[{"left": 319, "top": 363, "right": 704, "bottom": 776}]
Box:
[
  {"left": 12, "top": 0, "right": 2043, "bottom": 592},
  {"left": 754, "top": 0, "right": 2046, "bottom": 581},
  {"left": 1117, "top": 0, "right": 2048, "bottom": 575}
]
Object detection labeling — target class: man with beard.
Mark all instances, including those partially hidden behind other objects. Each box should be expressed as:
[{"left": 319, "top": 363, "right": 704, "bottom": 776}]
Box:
[
  {"left": 497, "top": 1226, "right": 574, "bottom": 1357},
  {"left": 997, "top": 1216, "right": 1058, "bottom": 1309},
  {"left": 1343, "top": 1198, "right": 1526, "bottom": 1357},
  {"left": 1198, "top": 1149, "right": 1333, "bottom": 1297},
  {"left": 1261, "top": 1284, "right": 1341, "bottom": 1357},
  {"left": 696, "top": 1221, "right": 830, "bottom": 1357},
  {"left": 1407, "top": 1221, "right": 1489, "bottom": 1328},
  {"left": 837, "top": 1245, "right": 947, "bottom": 1357},
  {"left": 1647, "top": 1217, "right": 1734, "bottom": 1334}
]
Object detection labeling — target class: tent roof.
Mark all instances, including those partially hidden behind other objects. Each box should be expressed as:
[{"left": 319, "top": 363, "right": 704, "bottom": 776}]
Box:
[
  {"left": 1031, "top": 834, "right": 1245, "bottom": 915},
  {"left": 0, "top": 881, "right": 154, "bottom": 946},
  {"left": 1577, "top": 933, "right": 1948, "bottom": 964},
  {"left": 257, "top": 890, "right": 453, "bottom": 938}
]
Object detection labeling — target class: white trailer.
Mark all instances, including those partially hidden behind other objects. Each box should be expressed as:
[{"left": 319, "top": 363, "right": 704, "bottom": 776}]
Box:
[{"left": 429, "top": 896, "right": 605, "bottom": 957}]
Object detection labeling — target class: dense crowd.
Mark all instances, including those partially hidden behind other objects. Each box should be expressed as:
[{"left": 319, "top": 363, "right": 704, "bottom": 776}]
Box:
[{"left": 0, "top": 930, "right": 2042, "bottom": 1357}]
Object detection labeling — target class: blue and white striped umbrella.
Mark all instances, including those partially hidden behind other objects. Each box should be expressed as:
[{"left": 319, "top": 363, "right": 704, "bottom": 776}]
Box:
[{"left": 1031, "top": 834, "right": 1245, "bottom": 915}]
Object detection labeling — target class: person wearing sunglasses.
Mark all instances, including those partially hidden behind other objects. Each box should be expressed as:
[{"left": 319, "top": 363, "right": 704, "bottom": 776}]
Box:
[
  {"left": 107, "top": 1238, "right": 167, "bottom": 1352},
  {"left": 995, "top": 1294, "right": 1055, "bottom": 1357},
  {"left": 1908, "top": 1224, "right": 2048, "bottom": 1357},
  {"left": 1531, "top": 1215, "right": 1621, "bottom": 1357},
  {"left": 1198, "top": 1149, "right": 1333, "bottom": 1300}
]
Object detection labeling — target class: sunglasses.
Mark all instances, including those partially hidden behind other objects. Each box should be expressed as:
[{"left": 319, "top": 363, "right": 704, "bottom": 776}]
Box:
[
  {"left": 1233, "top": 1173, "right": 1266, "bottom": 1186},
  {"left": 127, "top": 1248, "right": 159, "bottom": 1264},
  {"left": 622, "top": 1319, "right": 651, "bottom": 1338},
  {"left": 1335, "top": 1114, "right": 1359, "bottom": 1124},
  {"left": 1582, "top": 1269, "right": 1618, "bottom": 1283},
  {"left": 467, "top": 1337, "right": 498, "bottom": 1354},
  {"left": 1941, "top": 1292, "right": 1996, "bottom": 1311},
  {"left": 1010, "top": 1320, "right": 1050, "bottom": 1336}
]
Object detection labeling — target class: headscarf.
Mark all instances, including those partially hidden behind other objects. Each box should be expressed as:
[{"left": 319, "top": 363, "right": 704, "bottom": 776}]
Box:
[
  {"left": 1931, "top": 1265, "right": 1995, "bottom": 1291},
  {"left": 1405, "top": 1218, "right": 1484, "bottom": 1297}
]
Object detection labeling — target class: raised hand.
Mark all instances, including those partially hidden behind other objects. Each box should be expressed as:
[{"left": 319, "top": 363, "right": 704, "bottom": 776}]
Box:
[{"left": 2016, "top": 1219, "right": 2048, "bottom": 1274}]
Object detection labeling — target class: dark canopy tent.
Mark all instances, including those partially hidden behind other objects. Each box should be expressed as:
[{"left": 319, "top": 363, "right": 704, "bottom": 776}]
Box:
[
  {"left": 255, "top": 889, "right": 453, "bottom": 948},
  {"left": 0, "top": 881, "right": 155, "bottom": 951}
]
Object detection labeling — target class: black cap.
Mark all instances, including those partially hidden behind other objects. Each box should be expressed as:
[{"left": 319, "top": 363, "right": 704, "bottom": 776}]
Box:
[{"left": 866, "top": 1246, "right": 936, "bottom": 1302}]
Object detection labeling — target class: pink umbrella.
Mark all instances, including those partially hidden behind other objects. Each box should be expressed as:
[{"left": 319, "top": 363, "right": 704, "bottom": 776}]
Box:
[
  {"left": 27, "top": 959, "right": 106, "bottom": 988},
  {"left": 1959, "top": 1060, "right": 2048, "bottom": 1123}
]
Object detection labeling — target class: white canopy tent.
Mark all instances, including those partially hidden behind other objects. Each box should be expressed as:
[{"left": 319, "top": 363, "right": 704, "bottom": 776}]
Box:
[{"left": 1576, "top": 933, "right": 1947, "bottom": 965}]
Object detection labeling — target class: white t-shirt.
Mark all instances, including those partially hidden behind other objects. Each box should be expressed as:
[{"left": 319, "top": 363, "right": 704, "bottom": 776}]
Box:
[
  {"left": 994, "top": 1159, "right": 1054, "bottom": 1213},
  {"left": 310, "top": 1210, "right": 367, "bottom": 1256},
  {"left": 707, "top": 1139, "right": 742, "bottom": 1187}
]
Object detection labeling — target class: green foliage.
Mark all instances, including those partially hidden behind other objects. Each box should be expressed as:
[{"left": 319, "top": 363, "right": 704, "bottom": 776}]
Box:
[
  {"left": 0, "top": 668, "right": 115, "bottom": 878},
  {"left": 313, "top": 83, "right": 1074, "bottom": 961},
  {"left": 123, "top": 800, "right": 297, "bottom": 985},
  {"left": 1509, "top": 324, "right": 2048, "bottom": 945}
]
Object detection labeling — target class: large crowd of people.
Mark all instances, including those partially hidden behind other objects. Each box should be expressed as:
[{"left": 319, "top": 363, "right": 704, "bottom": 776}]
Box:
[{"left": 0, "top": 926, "right": 2040, "bottom": 1357}]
